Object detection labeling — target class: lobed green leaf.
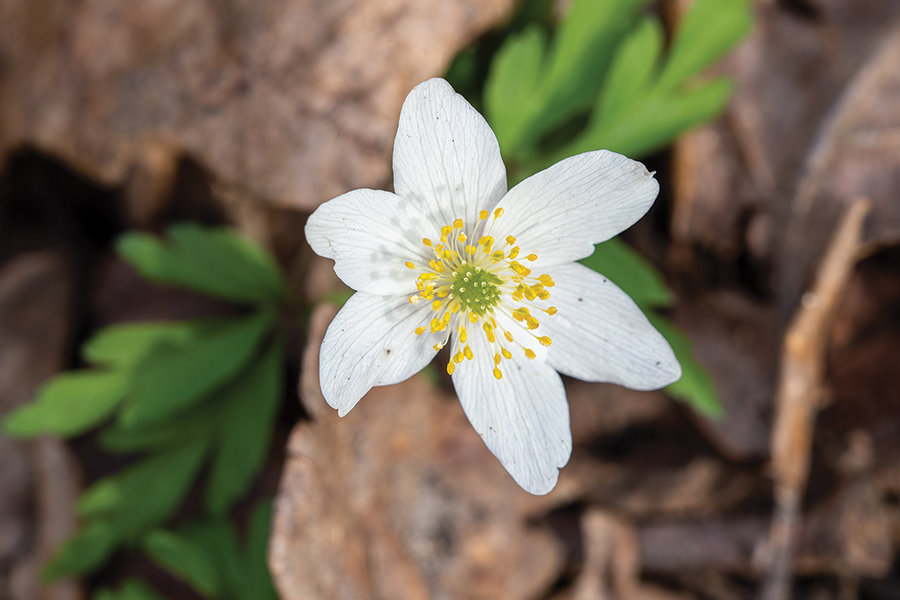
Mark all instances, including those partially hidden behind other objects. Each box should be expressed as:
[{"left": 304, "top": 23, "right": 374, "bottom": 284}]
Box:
[
  {"left": 2, "top": 371, "right": 128, "bottom": 438},
  {"left": 143, "top": 530, "right": 222, "bottom": 598},
  {"left": 119, "top": 311, "right": 274, "bottom": 428},
  {"left": 43, "top": 521, "right": 118, "bottom": 580},
  {"left": 116, "top": 223, "right": 285, "bottom": 305},
  {"left": 205, "top": 336, "right": 284, "bottom": 514},
  {"left": 83, "top": 321, "right": 197, "bottom": 370}
]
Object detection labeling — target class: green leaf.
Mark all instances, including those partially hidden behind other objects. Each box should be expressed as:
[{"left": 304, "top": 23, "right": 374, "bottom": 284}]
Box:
[
  {"left": 120, "top": 311, "right": 274, "bottom": 428},
  {"left": 647, "top": 314, "right": 723, "bottom": 417},
  {"left": 83, "top": 321, "right": 197, "bottom": 369},
  {"left": 656, "top": 0, "right": 753, "bottom": 92},
  {"left": 595, "top": 17, "right": 663, "bottom": 125},
  {"left": 2, "top": 371, "right": 128, "bottom": 438},
  {"left": 93, "top": 580, "right": 167, "bottom": 600},
  {"left": 484, "top": 0, "right": 652, "bottom": 156},
  {"left": 77, "top": 433, "right": 211, "bottom": 539},
  {"left": 580, "top": 238, "right": 673, "bottom": 309},
  {"left": 99, "top": 405, "right": 213, "bottom": 454},
  {"left": 116, "top": 223, "right": 285, "bottom": 305},
  {"left": 143, "top": 529, "right": 221, "bottom": 598},
  {"left": 561, "top": 77, "right": 732, "bottom": 161},
  {"left": 484, "top": 26, "right": 547, "bottom": 153},
  {"left": 205, "top": 336, "right": 284, "bottom": 514},
  {"left": 246, "top": 500, "right": 278, "bottom": 600},
  {"left": 177, "top": 519, "right": 247, "bottom": 598},
  {"left": 43, "top": 521, "right": 118, "bottom": 580}
]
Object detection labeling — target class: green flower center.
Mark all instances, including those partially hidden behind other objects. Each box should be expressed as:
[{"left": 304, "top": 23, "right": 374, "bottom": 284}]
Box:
[{"left": 450, "top": 264, "right": 503, "bottom": 317}]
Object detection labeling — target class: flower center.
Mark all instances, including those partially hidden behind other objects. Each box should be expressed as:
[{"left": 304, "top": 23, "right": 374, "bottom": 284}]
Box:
[
  {"left": 405, "top": 208, "right": 557, "bottom": 380},
  {"left": 451, "top": 266, "right": 502, "bottom": 316}
]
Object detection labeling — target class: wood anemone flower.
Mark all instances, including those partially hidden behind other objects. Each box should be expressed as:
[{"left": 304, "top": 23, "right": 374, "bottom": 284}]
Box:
[{"left": 305, "top": 78, "right": 681, "bottom": 495}]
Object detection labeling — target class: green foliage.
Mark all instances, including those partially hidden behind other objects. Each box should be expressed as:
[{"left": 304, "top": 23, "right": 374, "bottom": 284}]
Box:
[
  {"left": 2, "top": 223, "right": 288, "bottom": 583},
  {"left": 143, "top": 501, "right": 279, "bottom": 600},
  {"left": 117, "top": 223, "right": 285, "bottom": 304},
  {"left": 93, "top": 579, "right": 167, "bottom": 600},
  {"left": 476, "top": 0, "right": 752, "bottom": 415}
]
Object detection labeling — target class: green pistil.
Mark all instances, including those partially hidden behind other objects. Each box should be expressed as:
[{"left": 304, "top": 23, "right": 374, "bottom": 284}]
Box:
[{"left": 450, "top": 264, "right": 503, "bottom": 317}]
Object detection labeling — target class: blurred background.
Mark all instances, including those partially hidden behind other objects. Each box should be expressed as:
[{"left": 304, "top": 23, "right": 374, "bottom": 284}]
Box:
[{"left": 1, "top": 0, "right": 900, "bottom": 599}]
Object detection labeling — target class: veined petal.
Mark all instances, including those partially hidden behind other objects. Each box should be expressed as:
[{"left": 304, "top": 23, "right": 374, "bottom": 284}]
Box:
[
  {"left": 451, "top": 327, "right": 571, "bottom": 495},
  {"left": 539, "top": 263, "right": 681, "bottom": 389},
  {"left": 494, "top": 151, "right": 659, "bottom": 268},
  {"left": 320, "top": 292, "right": 438, "bottom": 416},
  {"left": 393, "top": 78, "right": 508, "bottom": 233},
  {"left": 305, "top": 189, "right": 433, "bottom": 295}
]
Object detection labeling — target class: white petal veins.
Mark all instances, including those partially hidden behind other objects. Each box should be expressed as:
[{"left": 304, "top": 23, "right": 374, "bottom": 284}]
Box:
[
  {"left": 319, "top": 292, "right": 438, "bottom": 417},
  {"left": 494, "top": 150, "right": 659, "bottom": 268},
  {"left": 538, "top": 263, "right": 681, "bottom": 390},
  {"left": 451, "top": 326, "right": 571, "bottom": 495},
  {"left": 305, "top": 189, "right": 433, "bottom": 295},
  {"left": 393, "top": 78, "right": 508, "bottom": 234}
]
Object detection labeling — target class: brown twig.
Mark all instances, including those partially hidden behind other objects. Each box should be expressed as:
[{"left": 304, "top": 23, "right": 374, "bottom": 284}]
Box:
[{"left": 759, "top": 198, "right": 871, "bottom": 600}]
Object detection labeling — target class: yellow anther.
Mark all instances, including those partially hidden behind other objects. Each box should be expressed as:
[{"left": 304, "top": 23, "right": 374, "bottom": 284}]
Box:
[
  {"left": 466, "top": 245, "right": 476, "bottom": 255},
  {"left": 525, "top": 254, "right": 538, "bottom": 262},
  {"left": 483, "top": 322, "right": 496, "bottom": 343},
  {"left": 527, "top": 318, "right": 540, "bottom": 330},
  {"left": 494, "top": 353, "right": 501, "bottom": 365},
  {"left": 432, "top": 299, "right": 442, "bottom": 311},
  {"left": 459, "top": 327, "right": 467, "bottom": 343},
  {"left": 493, "top": 367, "right": 503, "bottom": 380},
  {"left": 491, "top": 251, "right": 505, "bottom": 261},
  {"left": 452, "top": 218, "right": 464, "bottom": 229},
  {"left": 508, "top": 247, "right": 520, "bottom": 259},
  {"left": 538, "top": 290, "right": 550, "bottom": 300},
  {"left": 505, "top": 235, "right": 516, "bottom": 245},
  {"left": 418, "top": 272, "right": 437, "bottom": 280},
  {"left": 538, "top": 336, "right": 552, "bottom": 346},
  {"left": 511, "top": 262, "right": 531, "bottom": 276},
  {"left": 464, "top": 345, "right": 474, "bottom": 360},
  {"left": 525, "top": 348, "right": 536, "bottom": 359},
  {"left": 501, "top": 347, "right": 512, "bottom": 360},
  {"left": 454, "top": 350, "right": 465, "bottom": 364},
  {"left": 457, "top": 233, "right": 467, "bottom": 243},
  {"left": 512, "top": 307, "right": 530, "bottom": 321},
  {"left": 405, "top": 261, "right": 415, "bottom": 269},
  {"left": 480, "top": 235, "right": 494, "bottom": 248},
  {"left": 433, "top": 343, "right": 443, "bottom": 351},
  {"left": 479, "top": 209, "right": 489, "bottom": 220},
  {"left": 539, "top": 274, "right": 555, "bottom": 287},
  {"left": 524, "top": 286, "right": 538, "bottom": 301},
  {"left": 547, "top": 306, "right": 558, "bottom": 315},
  {"left": 447, "top": 361, "right": 455, "bottom": 375},
  {"left": 423, "top": 238, "right": 433, "bottom": 247},
  {"left": 409, "top": 295, "right": 421, "bottom": 304},
  {"left": 493, "top": 207, "right": 504, "bottom": 219},
  {"left": 504, "top": 331, "right": 514, "bottom": 342},
  {"left": 415, "top": 326, "right": 426, "bottom": 335}
]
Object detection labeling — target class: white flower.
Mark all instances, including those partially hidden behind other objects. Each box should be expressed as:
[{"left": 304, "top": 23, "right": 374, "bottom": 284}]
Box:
[{"left": 305, "top": 78, "right": 681, "bottom": 495}]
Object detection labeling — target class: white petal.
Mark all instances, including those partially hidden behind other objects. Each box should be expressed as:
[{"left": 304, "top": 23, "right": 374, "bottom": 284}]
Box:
[
  {"left": 320, "top": 292, "right": 438, "bottom": 416},
  {"left": 494, "top": 150, "right": 659, "bottom": 267},
  {"left": 451, "top": 326, "right": 571, "bottom": 495},
  {"left": 305, "top": 189, "right": 433, "bottom": 295},
  {"left": 539, "top": 263, "right": 681, "bottom": 389},
  {"left": 393, "top": 78, "right": 508, "bottom": 233}
]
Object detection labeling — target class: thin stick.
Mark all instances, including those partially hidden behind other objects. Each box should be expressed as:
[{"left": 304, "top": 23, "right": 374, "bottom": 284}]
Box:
[{"left": 759, "top": 198, "right": 871, "bottom": 600}]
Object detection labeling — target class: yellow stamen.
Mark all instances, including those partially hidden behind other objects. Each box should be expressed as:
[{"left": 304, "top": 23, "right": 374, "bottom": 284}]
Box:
[
  {"left": 504, "top": 331, "right": 514, "bottom": 342},
  {"left": 479, "top": 209, "right": 489, "bottom": 220},
  {"left": 454, "top": 350, "right": 465, "bottom": 364},
  {"left": 501, "top": 348, "right": 512, "bottom": 360},
  {"left": 415, "top": 326, "right": 426, "bottom": 335},
  {"left": 452, "top": 218, "right": 464, "bottom": 229},
  {"left": 547, "top": 306, "right": 558, "bottom": 315},
  {"left": 493, "top": 367, "right": 503, "bottom": 380},
  {"left": 447, "top": 361, "right": 455, "bottom": 375},
  {"left": 464, "top": 345, "right": 474, "bottom": 360},
  {"left": 525, "top": 348, "right": 536, "bottom": 359},
  {"left": 525, "top": 254, "right": 538, "bottom": 262},
  {"left": 494, "top": 353, "right": 501, "bottom": 365},
  {"left": 538, "top": 336, "right": 552, "bottom": 346},
  {"left": 493, "top": 207, "right": 504, "bottom": 219},
  {"left": 423, "top": 238, "right": 433, "bottom": 247},
  {"left": 508, "top": 247, "right": 520, "bottom": 259},
  {"left": 505, "top": 235, "right": 516, "bottom": 245},
  {"left": 405, "top": 261, "right": 415, "bottom": 269}
]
